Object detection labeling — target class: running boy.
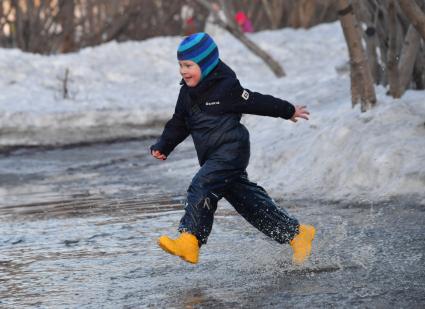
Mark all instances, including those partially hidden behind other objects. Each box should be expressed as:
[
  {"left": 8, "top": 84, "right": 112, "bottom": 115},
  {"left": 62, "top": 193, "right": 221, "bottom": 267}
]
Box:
[{"left": 151, "top": 33, "right": 315, "bottom": 265}]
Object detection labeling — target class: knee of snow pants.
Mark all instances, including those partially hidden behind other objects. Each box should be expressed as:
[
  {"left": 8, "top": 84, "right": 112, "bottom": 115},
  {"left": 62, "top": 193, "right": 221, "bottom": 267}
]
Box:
[
  {"left": 223, "top": 173, "right": 299, "bottom": 244},
  {"left": 178, "top": 193, "right": 219, "bottom": 245},
  {"left": 178, "top": 161, "right": 233, "bottom": 245}
]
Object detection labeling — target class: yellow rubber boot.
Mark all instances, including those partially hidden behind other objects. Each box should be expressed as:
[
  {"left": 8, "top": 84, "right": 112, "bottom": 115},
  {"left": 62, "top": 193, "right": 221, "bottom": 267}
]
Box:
[
  {"left": 290, "top": 224, "right": 316, "bottom": 265},
  {"left": 158, "top": 232, "right": 200, "bottom": 264}
]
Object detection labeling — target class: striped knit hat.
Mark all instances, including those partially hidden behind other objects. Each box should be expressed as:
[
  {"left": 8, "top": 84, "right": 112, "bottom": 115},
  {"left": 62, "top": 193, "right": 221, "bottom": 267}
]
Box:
[{"left": 177, "top": 32, "right": 219, "bottom": 80}]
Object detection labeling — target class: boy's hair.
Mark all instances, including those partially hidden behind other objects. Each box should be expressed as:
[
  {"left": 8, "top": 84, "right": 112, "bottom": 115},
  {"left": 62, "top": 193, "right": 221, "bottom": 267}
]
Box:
[{"left": 177, "top": 32, "right": 219, "bottom": 79}]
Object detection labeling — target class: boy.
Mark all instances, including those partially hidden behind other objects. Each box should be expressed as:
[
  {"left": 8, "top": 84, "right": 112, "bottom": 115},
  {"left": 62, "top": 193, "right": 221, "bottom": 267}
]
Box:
[{"left": 151, "top": 33, "right": 315, "bottom": 265}]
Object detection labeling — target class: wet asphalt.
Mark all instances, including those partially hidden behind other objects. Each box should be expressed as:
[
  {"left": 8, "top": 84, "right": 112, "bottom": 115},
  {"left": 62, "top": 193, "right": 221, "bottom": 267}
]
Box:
[{"left": 0, "top": 140, "right": 424, "bottom": 308}]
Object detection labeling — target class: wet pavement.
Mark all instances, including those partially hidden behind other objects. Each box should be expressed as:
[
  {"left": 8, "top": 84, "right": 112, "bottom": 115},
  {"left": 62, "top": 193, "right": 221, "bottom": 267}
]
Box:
[{"left": 0, "top": 140, "right": 424, "bottom": 308}]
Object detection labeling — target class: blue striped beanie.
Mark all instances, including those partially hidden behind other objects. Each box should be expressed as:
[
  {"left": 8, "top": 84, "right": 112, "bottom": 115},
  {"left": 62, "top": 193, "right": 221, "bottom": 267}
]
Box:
[{"left": 177, "top": 32, "right": 219, "bottom": 80}]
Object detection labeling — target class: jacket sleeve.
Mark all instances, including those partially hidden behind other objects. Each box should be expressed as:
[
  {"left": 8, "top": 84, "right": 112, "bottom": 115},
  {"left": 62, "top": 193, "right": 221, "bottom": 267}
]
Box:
[
  {"left": 150, "top": 91, "right": 190, "bottom": 157},
  {"left": 221, "top": 79, "right": 295, "bottom": 119}
]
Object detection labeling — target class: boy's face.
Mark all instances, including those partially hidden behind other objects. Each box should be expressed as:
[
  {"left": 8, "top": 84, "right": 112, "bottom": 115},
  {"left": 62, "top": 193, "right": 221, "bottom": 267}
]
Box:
[{"left": 179, "top": 60, "right": 201, "bottom": 87}]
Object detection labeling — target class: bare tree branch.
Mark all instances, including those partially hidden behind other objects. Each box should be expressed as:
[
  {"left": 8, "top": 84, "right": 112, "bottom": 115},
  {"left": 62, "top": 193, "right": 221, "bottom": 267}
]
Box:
[{"left": 195, "top": 0, "right": 286, "bottom": 77}]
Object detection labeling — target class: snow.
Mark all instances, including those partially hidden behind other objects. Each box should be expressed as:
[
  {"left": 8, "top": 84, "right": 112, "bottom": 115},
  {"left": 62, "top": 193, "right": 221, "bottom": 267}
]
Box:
[{"left": 1, "top": 22, "right": 424, "bottom": 202}]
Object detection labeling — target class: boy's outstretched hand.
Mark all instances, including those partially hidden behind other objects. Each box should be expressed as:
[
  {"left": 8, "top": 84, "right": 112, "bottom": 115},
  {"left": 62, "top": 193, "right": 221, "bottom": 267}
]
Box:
[
  {"left": 151, "top": 150, "right": 167, "bottom": 160},
  {"left": 290, "top": 105, "right": 310, "bottom": 123}
]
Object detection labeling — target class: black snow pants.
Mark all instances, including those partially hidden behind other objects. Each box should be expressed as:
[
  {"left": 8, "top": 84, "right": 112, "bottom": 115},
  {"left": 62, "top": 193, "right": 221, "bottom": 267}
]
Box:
[{"left": 178, "top": 159, "right": 299, "bottom": 245}]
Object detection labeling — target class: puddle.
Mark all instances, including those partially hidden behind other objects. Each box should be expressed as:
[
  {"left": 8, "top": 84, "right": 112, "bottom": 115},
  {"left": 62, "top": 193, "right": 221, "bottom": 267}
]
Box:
[{"left": 1, "top": 140, "right": 424, "bottom": 308}]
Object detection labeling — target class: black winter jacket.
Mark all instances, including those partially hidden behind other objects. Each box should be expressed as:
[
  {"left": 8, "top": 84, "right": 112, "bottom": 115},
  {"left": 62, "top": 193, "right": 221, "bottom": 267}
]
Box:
[{"left": 151, "top": 61, "right": 295, "bottom": 167}]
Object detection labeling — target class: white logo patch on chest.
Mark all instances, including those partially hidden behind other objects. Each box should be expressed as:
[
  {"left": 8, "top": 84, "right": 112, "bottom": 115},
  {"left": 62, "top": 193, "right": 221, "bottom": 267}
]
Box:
[
  {"left": 205, "top": 101, "right": 220, "bottom": 106},
  {"left": 241, "top": 89, "right": 250, "bottom": 101}
]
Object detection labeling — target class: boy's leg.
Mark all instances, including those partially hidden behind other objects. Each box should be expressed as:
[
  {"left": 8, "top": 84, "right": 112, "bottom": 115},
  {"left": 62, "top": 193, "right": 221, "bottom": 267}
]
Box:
[
  {"left": 158, "top": 163, "right": 222, "bottom": 263},
  {"left": 178, "top": 191, "right": 219, "bottom": 246},
  {"left": 223, "top": 172, "right": 299, "bottom": 244},
  {"left": 178, "top": 161, "right": 242, "bottom": 245}
]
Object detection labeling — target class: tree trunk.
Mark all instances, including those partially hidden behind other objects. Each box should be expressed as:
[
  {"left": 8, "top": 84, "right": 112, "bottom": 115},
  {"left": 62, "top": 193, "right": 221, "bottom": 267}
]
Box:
[
  {"left": 395, "top": 25, "right": 421, "bottom": 97},
  {"left": 261, "top": 0, "right": 284, "bottom": 29},
  {"left": 387, "top": 0, "right": 400, "bottom": 97},
  {"left": 299, "top": 0, "right": 316, "bottom": 28},
  {"left": 58, "top": 0, "right": 76, "bottom": 53},
  {"left": 365, "top": 26, "right": 381, "bottom": 84},
  {"left": 195, "top": 0, "right": 286, "bottom": 77},
  {"left": 0, "top": 3, "right": 5, "bottom": 46},
  {"left": 337, "top": 0, "right": 376, "bottom": 111},
  {"left": 353, "top": 0, "right": 382, "bottom": 84},
  {"left": 413, "top": 46, "right": 425, "bottom": 89},
  {"left": 11, "top": 0, "right": 24, "bottom": 50},
  {"left": 375, "top": 0, "right": 389, "bottom": 86},
  {"left": 399, "top": 0, "right": 425, "bottom": 41}
]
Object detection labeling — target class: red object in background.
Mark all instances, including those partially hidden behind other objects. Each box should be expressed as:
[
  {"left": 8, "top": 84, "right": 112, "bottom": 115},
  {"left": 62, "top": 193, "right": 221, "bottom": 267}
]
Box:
[
  {"left": 234, "top": 11, "right": 253, "bottom": 33},
  {"left": 184, "top": 17, "right": 197, "bottom": 35},
  {"left": 235, "top": 11, "right": 247, "bottom": 25}
]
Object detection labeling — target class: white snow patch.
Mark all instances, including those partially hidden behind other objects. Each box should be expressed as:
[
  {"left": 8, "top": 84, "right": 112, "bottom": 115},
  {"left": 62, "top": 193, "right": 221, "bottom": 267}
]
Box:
[{"left": 1, "top": 22, "right": 424, "bottom": 202}]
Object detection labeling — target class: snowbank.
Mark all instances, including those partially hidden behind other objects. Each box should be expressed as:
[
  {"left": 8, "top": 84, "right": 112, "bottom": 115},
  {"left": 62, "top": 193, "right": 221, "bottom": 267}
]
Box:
[{"left": 1, "top": 22, "right": 424, "bottom": 202}]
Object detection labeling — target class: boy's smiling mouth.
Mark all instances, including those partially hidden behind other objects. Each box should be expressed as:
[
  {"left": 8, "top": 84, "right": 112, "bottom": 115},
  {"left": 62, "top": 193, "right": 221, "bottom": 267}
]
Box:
[{"left": 184, "top": 76, "right": 196, "bottom": 85}]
